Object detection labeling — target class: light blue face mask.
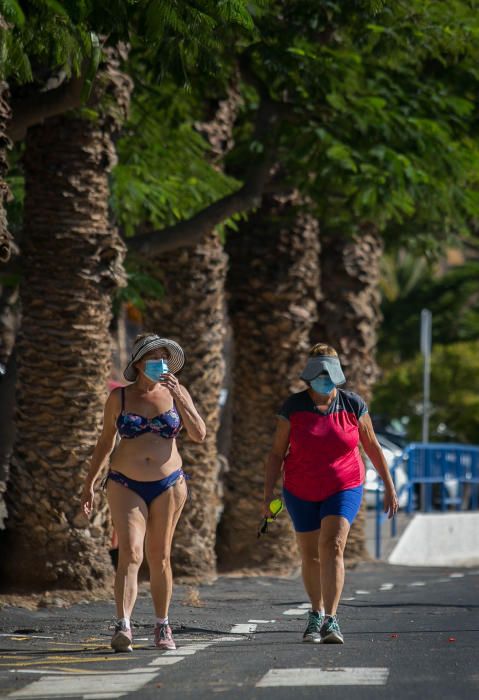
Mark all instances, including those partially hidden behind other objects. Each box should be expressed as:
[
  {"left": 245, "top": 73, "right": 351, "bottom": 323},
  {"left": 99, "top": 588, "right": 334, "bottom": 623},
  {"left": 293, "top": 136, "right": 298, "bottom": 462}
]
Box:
[
  {"left": 310, "top": 375, "right": 335, "bottom": 395},
  {"left": 144, "top": 359, "right": 168, "bottom": 382}
]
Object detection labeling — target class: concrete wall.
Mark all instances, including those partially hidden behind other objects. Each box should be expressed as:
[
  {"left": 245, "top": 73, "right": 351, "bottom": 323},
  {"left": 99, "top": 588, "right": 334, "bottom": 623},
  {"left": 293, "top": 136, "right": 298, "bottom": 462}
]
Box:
[{"left": 389, "top": 512, "right": 479, "bottom": 567}]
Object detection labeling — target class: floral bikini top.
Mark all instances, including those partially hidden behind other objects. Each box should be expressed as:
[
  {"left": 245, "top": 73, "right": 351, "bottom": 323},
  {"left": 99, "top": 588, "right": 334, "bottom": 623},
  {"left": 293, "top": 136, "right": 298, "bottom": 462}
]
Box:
[{"left": 116, "top": 387, "right": 182, "bottom": 440}]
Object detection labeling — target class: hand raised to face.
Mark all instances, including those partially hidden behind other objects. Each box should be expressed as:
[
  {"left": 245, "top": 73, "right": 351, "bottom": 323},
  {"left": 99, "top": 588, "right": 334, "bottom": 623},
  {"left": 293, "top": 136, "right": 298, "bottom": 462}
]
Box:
[{"left": 159, "top": 372, "right": 182, "bottom": 398}]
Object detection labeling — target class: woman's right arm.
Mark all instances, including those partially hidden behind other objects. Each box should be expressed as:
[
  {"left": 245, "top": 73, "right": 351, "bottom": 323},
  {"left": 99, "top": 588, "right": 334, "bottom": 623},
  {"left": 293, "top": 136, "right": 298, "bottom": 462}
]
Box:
[
  {"left": 263, "top": 418, "right": 290, "bottom": 517},
  {"left": 80, "top": 389, "right": 120, "bottom": 517}
]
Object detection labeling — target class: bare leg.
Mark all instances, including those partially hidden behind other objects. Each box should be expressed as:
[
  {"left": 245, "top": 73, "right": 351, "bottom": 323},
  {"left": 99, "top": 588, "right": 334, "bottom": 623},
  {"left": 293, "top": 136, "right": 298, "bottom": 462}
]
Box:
[
  {"left": 145, "top": 476, "right": 187, "bottom": 618},
  {"left": 107, "top": 480, "right": 147, "bottom": 619},
  {"left": 295, "top": 530, "right": 323, "bottom": 611},
  {"left": 318, "top": 515, "right": 350, "bottom": 616}
]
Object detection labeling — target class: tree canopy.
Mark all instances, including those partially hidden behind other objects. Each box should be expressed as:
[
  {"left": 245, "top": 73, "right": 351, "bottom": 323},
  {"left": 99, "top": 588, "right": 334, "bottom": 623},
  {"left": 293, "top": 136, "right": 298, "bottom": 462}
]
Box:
[{"left": 227, "top": 1, "right": 479, "bottom": 251}]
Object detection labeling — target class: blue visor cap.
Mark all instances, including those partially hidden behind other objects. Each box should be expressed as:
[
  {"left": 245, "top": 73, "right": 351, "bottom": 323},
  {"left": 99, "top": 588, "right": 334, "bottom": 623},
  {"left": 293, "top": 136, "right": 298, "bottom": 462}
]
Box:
[{"left": 300, "top": 355, "right": 346, "bottom": 385}]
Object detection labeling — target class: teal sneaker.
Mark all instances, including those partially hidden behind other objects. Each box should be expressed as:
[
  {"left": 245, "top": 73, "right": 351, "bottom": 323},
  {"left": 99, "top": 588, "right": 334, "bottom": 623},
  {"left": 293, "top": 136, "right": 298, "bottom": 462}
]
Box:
[
  {"left": 302, "top": 611, "right": 324, "bottom": 643},
  {"left": 320, "top": 615, "right": 344, "bottom": 644}
]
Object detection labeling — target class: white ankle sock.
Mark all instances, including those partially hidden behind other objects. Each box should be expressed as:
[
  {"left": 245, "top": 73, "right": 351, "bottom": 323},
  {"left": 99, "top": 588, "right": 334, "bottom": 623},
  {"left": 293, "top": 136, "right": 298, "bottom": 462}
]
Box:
[
  {"left": 156, "top": 616, "right": 168, "bottom": 626},
  {"left": 118, "top": 617, "right": 130, "bottom": 630}
]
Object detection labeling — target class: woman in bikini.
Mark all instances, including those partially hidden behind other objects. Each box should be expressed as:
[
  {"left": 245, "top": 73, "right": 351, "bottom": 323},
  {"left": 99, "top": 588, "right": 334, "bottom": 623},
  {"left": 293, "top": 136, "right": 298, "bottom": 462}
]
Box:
[{"left": 80, "top": 334, "right": 206, "bottom": 652}]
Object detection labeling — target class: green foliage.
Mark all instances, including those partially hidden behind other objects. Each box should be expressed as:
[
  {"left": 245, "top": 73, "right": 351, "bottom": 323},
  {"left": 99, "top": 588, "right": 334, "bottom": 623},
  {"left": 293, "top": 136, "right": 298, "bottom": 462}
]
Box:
[
  {"left": 0, "top": 1, "right": 259, "bottom": 84},
  {"left": 234, "top": 0, "right": 479, "bottom": 247},
  {"left": 378, "top": 252, "right": 479, "bottom": 360},
  {"left": 112, "top": 79, "right": 240, "bottom": 235},
  {"left": 0, "top": 0, "right": 95, "bottom": 82},
  {"left": 371, "top": 341, "right": 479, "bottom": 444},
  {"left": 114, "top": 257, "right": 165, "bottom": 314}
]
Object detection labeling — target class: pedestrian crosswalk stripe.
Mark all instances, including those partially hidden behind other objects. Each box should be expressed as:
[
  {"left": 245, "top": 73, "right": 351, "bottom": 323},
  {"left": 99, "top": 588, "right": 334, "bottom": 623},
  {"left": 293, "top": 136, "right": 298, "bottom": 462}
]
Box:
[
  {"left": 248, "top": 619, "right": 276, "bottom": 623},
  {"left": 7, "top": 671, "right": 160, "bottom": 698},
  {"left": 148, "top": 656, "right": 185, "bottom": 666},
  {"left": 282, "top": 609, "right": 308, "bottom": 616},
  {"left": 230, "top": 624, "right": 257, "bottom": 634},
  {"left": 256, "top": 667, "right": 390, "bottom": 687}
]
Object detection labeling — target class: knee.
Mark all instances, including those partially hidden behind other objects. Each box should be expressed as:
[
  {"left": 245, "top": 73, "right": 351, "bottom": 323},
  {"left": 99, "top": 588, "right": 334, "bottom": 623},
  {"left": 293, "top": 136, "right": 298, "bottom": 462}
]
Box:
[
  {"left": 119, "top": 545, "right": 143, "bottom": 568},
  {"left": 148, "top": 549, "right": 171, "bottom": 572},
  {"left": 320, "top": 535, "right": 346, "bottom": 558}
]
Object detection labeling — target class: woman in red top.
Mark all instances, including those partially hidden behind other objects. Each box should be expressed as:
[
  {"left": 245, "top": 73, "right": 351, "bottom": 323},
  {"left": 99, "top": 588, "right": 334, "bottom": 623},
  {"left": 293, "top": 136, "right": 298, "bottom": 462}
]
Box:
[{"left": 263, "top": 343, "right": 398, "bottom": 644}]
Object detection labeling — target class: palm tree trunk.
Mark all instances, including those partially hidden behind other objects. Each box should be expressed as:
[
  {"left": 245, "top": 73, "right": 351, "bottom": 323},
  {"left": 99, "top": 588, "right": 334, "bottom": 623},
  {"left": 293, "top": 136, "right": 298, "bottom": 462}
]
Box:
[
  {"left": 311, "top": 226, "right": 383, "bottom": 563},
  {"left": 142, "top": 85, "right": 241, "bottom": 582},
  {"left": 0, "top": 80, "right": 16, "bottom": 263},
  {"left": 217, "top": 191, "right": 320, "bottom": 572},
  {"left": 312, "top": 228, "right": 383, "bottom": 401},
  {"left": 145, "top": 233, "right": 228, "bottom": 582},
  {"left": 1, "top": 52, "right": 132, "bottom": 589}
]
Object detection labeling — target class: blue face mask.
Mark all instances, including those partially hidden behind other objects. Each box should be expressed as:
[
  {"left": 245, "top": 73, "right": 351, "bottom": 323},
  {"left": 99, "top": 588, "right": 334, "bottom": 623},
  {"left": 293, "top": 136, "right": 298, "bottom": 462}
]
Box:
[
  {"left": 310, "top": 375, "right": 335, "bottom": 395},
  {"left": 144, "top": 359, "right": 168, "bottom": 382}
]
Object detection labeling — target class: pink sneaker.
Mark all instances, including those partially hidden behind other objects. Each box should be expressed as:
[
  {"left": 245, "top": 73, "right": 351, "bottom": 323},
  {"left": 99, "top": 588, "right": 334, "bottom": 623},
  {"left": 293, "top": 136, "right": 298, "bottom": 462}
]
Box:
[
  {"left": 111, "top": 621, "right": 133, "bottom": 653},
  {"left": 154, "top": 623, "right": 176, "bottom": 650}
]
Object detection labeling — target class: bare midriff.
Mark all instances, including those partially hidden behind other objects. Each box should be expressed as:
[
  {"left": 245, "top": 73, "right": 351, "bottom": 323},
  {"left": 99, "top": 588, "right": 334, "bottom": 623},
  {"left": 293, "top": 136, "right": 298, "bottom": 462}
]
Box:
[{"left": 109, "top": 433, "right": 183, "bottom": 482}]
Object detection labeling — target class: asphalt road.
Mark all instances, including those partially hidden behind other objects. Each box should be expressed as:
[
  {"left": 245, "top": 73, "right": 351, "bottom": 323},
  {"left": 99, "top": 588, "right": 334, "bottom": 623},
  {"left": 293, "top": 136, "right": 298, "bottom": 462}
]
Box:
[{"left": 0, "top": 561, "right": 478, "bottom": 699}]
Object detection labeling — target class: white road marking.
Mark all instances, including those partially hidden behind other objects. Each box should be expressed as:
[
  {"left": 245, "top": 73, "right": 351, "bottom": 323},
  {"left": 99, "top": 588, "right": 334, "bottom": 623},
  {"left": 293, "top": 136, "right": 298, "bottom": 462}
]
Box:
[
  {"left": 408, "top": 582, "right": 426, "bottom": 587},
  {"left": 229, "top": 624, "right": 257, "bottom": 634},
  {"left": 354, "top": 590, "right": 370, "bottom": 595},
  {"left": 6, "top": 633, "right": 247, "bottom": 698},
  {"left": 449, "top": 573, "right": 465, "bottom": 578},
  {"left": 248, "top": 619, "right": 276, "bottom": 624},
  {"left": 211, "top": 636, "right": 244, "bottom": 643},
  {"left": 8, "top": 670, "right": 159, "bottom": 698},
  {"left": 11, "top": 671, "right": 71, "bottom": 676},
  {"left": 282, "top": 609, "right": 308, "bottom": 616},
  {"left": 256, "top": 667, "right": 390, "bottom": 687},
  {"left": 298, "top": 603, "right": 311, "bottom": 609},
  {"left": 179, "top": 643, "right": 212, "bottom": 650},
  {"left": 148, "top": 656, "right": 185, "bottom": 666},
  {"left": 379, "top": 583, "right": 394, "bottom": 591},
  {"left": 341, "top": 597, "right": 356, "bottom": 601},
  {"left": 162, "top": 643, "right": 213, "bottom": 656},
  {"left": 436, "top": 577, "right": 453, "bottom": 583}
]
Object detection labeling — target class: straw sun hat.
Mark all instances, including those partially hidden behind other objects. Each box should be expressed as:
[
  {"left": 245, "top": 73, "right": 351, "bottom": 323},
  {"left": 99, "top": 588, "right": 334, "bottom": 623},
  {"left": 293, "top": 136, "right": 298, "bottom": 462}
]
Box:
[{"left": 123, "top": 335, "right": 185, "bottom": 382}]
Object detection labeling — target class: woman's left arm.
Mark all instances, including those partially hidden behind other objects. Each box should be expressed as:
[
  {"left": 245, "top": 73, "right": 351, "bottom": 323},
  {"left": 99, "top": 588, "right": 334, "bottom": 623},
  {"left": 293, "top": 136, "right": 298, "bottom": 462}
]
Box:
[
  {"left": 358, "top": 413, "right": 399, "bottom": 518},
  {"left": 161, "top": 373, "right": 206, "bottom": 442}
]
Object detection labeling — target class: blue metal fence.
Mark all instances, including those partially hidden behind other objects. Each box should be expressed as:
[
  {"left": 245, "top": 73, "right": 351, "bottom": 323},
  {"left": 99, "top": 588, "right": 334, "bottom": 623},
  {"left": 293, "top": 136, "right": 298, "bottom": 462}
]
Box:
[{"left": 375, "top": 443, "right": 479, "bottom": 559}]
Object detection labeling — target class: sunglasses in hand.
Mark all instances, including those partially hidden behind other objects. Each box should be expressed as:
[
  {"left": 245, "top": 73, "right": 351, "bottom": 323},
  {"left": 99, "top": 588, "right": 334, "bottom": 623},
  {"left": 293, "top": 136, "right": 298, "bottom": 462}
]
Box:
[{"left": 257, "top": 498, "right": 284, "bottom": 538}]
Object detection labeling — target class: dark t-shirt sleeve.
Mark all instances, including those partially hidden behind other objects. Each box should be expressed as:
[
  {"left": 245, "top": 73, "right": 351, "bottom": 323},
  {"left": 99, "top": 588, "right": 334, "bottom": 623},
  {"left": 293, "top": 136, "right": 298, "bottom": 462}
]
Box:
[
  {"left": 278, "top": 396, "right": 294, "bottom": 421},
  {"left": 354, "top": 394, "right": 368, "bottom": 419}
]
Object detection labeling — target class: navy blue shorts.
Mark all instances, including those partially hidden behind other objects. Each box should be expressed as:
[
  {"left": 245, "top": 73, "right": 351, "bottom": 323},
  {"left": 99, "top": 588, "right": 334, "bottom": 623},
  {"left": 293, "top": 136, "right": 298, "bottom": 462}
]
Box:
[{"left": 283, "top": 485, "right": 363, "bottom": 533}]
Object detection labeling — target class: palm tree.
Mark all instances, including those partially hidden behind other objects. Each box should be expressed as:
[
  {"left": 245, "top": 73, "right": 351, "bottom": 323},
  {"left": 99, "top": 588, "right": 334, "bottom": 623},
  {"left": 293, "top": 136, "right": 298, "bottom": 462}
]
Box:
[
  {"left": 2, "top": 51, "right": 132, "bottom": 589},
  {"left": 144, "top": 232, "right": 228, "bottom": 582},
  {"left": 0, "top": 79, "right": 15, "bottom": 263},
  {"left": 142, "top": 86, "right": 241, "bottom": 582},
  {"left": 311, "top": 226, "right": 384, "bottom": 563},
  {"left": 217, "top": 191, "right": 320, "bottom": 572}
]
